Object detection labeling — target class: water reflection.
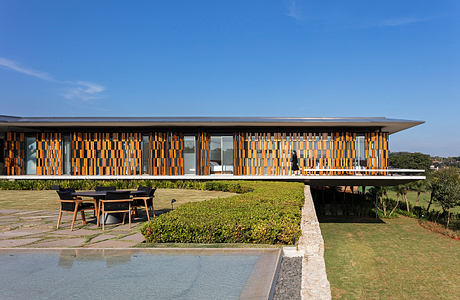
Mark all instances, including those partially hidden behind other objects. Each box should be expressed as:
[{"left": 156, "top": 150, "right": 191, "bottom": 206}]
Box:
[{"left": 58, "top": 249, "right": 135, "bottom": 269}]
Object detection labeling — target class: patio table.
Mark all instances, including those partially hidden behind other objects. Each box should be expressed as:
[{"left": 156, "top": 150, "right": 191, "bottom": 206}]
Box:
[{"left": 73, "top": 190, "right": 147, "bottom": 225}]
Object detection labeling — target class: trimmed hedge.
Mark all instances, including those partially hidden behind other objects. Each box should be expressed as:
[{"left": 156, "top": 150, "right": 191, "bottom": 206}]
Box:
[
  {"left": 141, "top": 181, "right": 304, "bottom": 245},
  {"left": 0, "top": 179, "right": 250, "bottom": 194}
]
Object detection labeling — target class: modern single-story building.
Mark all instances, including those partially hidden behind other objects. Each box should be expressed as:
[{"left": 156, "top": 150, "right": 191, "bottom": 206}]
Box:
[{"left": 0, "top": 116, "right": 425, "bottom": 185}]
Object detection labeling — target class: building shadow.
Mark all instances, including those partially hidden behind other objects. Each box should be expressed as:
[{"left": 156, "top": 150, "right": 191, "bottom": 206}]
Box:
[
  {"left": 312, "top": 186, "right": 385, "bottom": 224},
  {"left": 318, "top": 216, "right": 385, "bottom": 224}
]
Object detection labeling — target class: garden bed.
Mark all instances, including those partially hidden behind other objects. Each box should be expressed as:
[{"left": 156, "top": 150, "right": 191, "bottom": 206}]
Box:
[{"left": 141, "top": 181, "right": 305, "bottom": 245}]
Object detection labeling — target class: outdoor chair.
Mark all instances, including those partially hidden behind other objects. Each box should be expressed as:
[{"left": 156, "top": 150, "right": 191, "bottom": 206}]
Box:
[
  {"left": 95, "top": 186, "right": 116, "bottom": 191},
  {"left": 50, "top": 185, "right": 61, "bottom": 190},
  {"left": 132, "top": 187, "right": 156, "bottom": 222},
  {"left": 99, "top": 191, "right": 133, "bottom": 231},
  {"left": 56, "top": 190, "right": 96, "bottom": 231}
]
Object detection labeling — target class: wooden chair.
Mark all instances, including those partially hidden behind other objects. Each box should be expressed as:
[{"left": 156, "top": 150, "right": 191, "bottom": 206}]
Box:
[
  {"left": 56, "top": 190, "right": 96, "bottom": 231},
  {"left": 99, "top": 191, "right": 133, "bottom": 231},
  {"left": 132, "top": 187, "right": 156, "bottom": 222}
]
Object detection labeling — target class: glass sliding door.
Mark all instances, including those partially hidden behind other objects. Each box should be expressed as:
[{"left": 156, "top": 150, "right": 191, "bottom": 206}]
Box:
[
  {"left": 210, "top": 136, "right": 233, "bottom": 174},
  {"left": 142, "top": 135, "right": 149, "bottom": 174},
  {"left": 222, "top": 136, "right": 233, "bottom": 174},
  {"left": 356, "top": 135, "right": 366, "bottom": 168},
  {"left": 62, "top": 134, "right": 71, "bottom": 175},
  {"left": 25, "top": 136, "right": 37, "bottom": 175},
  {"left": 210, "top": 136, "right": 222, "bottom": 174},
  {"left": 184, "top": 136, "right": 196, "bottom": 175}
]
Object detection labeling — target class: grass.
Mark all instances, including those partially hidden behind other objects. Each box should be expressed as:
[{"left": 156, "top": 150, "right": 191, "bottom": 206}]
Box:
[
  {"left": 321, "top": 216, "right": 460, "bottom": 299},
  {"left": 386, "top": 190, "right": 460, "bottom": 214},
  {"left": 0, "top": 189, "right": 237, "bottom": 212}
]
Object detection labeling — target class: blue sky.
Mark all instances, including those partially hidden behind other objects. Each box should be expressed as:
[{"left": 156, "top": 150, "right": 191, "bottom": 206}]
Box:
[{"left": 0, "top": 0, "right": 459, "bottom": 156}]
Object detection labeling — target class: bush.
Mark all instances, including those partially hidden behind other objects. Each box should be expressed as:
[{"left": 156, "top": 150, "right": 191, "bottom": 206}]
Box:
[
  {"left": 0, "top": 179, "right": 251, "bottom": 194},
  {"left": 141, "top": 181, "right": 304, "bottom": 245}
]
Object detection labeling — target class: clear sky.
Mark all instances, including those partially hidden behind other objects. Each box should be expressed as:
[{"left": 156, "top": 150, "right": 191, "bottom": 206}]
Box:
[{"left": 0, "top": 1, "right": 459, "bottom": 156}]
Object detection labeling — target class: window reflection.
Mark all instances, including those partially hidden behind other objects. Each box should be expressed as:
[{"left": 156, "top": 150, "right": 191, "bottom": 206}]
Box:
[{"left": 210, "top": 136, "right": 233, "bottom": 174}]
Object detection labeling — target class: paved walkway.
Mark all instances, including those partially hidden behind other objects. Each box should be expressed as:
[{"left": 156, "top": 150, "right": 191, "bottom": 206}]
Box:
[
  {"left": 298, "top": 185, "right": 331, "bottom": 300},
  {"left": 0, "top": 209, "right": 146, "bottom": 248}
]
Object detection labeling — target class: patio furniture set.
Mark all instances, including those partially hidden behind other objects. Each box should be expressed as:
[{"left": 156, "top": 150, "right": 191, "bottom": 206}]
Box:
[{"left": 55, "top": 186, "right": 156, "bottom": 231}]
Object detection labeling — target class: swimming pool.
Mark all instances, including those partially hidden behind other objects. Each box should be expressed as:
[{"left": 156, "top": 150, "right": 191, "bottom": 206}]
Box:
[{"left": 0, "top": 248, "right": 281, "bottom": 300}]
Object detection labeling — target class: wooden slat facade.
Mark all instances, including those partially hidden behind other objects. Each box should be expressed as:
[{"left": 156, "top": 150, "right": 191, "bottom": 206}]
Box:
[
  {"left": 150, "top": 132, "right": 184, "bottom": 175},
  {"left": 4, "top": 132, "right": 25, "bottom": 175},
  {"left": 2, "top": 129, "right": 389, "bottom": 176},
  {"left": 72, "top": 132, "right": 142, "bottom": 175},
  {"left": 36, "top": 132, "right": 62, "bottom": 175},
  {"left": 197, "top": 131, "right": 210, "bottom": 175},
  {"left": 233, "top": 131, "right": 389, "bottom": 175}
]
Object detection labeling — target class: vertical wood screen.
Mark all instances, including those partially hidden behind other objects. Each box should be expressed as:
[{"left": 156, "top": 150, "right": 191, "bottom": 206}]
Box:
[
  {"left": 4, "top": 132, "right": 25, "bottom": 175},
  {"left": 365, "top": 132, "right": 389, "bottom": 174},
  {"left": 72, "top": 132, "right": 142, "bottom": 175},
  {"left": 36, "top": 133, "right": 62, "bottom": 175},
  {"left": 197, "top": 131, "right": 210, "bottom": 175},
  {"left": 150, "top": 132, "right": 184, "bottom": 175},
  {"left": 2, "top": 129, "right": 389, "bottom": 176},
  {"left": 233, "top": 131, "right": 389, "bottom": 175}
]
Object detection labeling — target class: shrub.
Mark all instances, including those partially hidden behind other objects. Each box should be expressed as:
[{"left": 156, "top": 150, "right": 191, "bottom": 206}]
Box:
[
  {"left": 141, "top": 181, "right": 304, "bottom": 245},
  {"left": 0, "top": 179, "right": 251, "bottom": 193}
]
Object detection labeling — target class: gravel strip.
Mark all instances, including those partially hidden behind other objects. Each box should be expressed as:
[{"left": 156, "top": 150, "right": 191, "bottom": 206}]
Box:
[{"left": 273, "top": 257, "right": 302, "bottom": 300}]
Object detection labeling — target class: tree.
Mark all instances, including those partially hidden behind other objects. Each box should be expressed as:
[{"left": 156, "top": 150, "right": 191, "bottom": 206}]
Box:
[
  {"left": 388, "top": 152, "right": 431, "bottom": 171},
  {"left": 409, "top": 180, "right": 425, "bottom": 206},
  {"left": 394, "top": 184, "right": 410, "bottom": 212},
  {"left": 368, "top": 186, "right": 393, "bottom": 217},
  {"left": 431, "top": 168, "right": 460, "bottom": 228}
]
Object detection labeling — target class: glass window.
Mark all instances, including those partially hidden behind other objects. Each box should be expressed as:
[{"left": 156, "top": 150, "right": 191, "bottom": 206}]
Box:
[
  {"left": 357, "top": 135, "right": 366, "bottom": 167},
  {"left": 26, "top": 136, "right": 36, "bottom": 175},
  {"left": 63, "top": 134, "right": 71, "bottom": 175},
  {"left": 0, "top": 138, "right": 4, "bottom": 164},
  {"left": 184, "top": 136, "right": 196, "bottom": 175},
  {"left": 222, "top": 136, "right": 233, "bottom": 174},
  {"left": 210, "top": 136, "right": 233, "bottom": 174},
  {"left": 142, "top": 135, "right": 149, "bottom": 174},
  {"left": 210, "top": 136, "right": 222, "bottom": 171}
]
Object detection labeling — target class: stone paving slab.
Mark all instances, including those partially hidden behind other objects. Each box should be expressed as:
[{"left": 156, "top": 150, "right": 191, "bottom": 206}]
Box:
[
  {"left": 0, "top": 209, "right": 22, "bottom": 214},
  {"left": 31, "top": 238, "right": 86, "bottom": 248},
  {"left": 0, "top": 222, "right": 18, "bottom": 226},
  {"left": 0, "top": 238, "right": 41, "bottom": 247},
  {"left": 119, "top": 232, "right": 145, "bottom": 243},
  {"left": 51, "top": 229, "right": 98, "bottom": 236},
  {"left": 21, "top": 215, "right": 56, "bottom": 219},
  {"left": 15, "top": 210, "right": 45, "bottom": 215},
  {"left": 0, "top": 216, "right": 19, "bottom": 220},
  {"left": 89, "top": 234, "right": 117, "bottom": 243},
  {"left": 86, "top": 239, "right": 138, "bottom": 248},
  {"left": 0, "top": 228, "right": 52, "bottom": 239},
  {"left": 0, "top": 208, "right": 145, "bottom": 249}
]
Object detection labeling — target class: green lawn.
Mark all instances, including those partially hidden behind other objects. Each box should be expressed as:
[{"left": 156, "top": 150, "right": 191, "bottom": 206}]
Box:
[
  {"left": 0, "top": 189, "right": 237, "bottom": 212},
  {"left": 321, "top": 216, "right": 460, "bottom": 299},
  {"left": 386, "top": 190, "right": 460, "bottom": 214}
]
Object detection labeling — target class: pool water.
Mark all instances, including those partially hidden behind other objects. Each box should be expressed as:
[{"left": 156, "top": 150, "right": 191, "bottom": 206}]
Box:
[{"left": 0, "top": 249, "right": 278, "bottom": 300}]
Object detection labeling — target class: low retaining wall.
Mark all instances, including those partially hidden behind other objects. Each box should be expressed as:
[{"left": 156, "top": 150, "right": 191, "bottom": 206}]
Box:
[{"left": 298, "top": 185, "right": 331, "bottom": 300}]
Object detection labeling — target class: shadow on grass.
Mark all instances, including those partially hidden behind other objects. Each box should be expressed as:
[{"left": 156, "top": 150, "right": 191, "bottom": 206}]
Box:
[{"left": 318, "top": 216, "right": 386, "bottom": 224}]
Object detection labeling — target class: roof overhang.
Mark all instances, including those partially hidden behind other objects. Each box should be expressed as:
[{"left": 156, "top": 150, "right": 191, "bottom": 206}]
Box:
[{"left": 0, "top": 116, "right": 424, "bottom": 134}]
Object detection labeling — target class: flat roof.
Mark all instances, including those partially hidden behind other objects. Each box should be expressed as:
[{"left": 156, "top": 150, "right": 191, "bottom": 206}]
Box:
[{"left": 0, "top": 116, "right": 424, "bottom": 134}]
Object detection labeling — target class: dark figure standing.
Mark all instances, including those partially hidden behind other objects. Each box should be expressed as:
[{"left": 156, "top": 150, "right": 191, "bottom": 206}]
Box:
[{"left": 291, "top": 150, "right": 300, "bottom": 175}]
